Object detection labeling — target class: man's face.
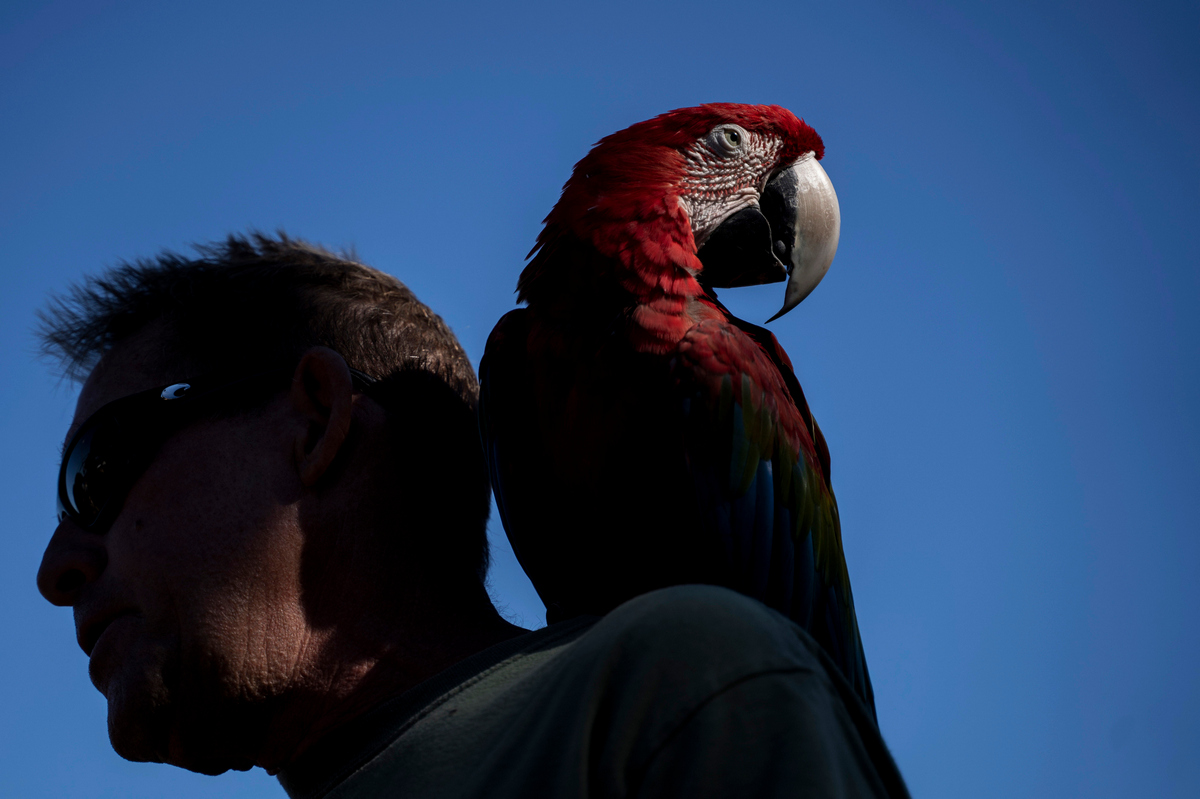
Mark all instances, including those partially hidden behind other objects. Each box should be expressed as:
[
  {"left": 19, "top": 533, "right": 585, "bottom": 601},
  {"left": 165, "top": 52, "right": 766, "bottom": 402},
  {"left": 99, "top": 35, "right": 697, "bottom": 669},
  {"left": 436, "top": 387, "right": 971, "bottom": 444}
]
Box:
[{"left": 37, "top": 332, "right": 314, "bottom": 774}]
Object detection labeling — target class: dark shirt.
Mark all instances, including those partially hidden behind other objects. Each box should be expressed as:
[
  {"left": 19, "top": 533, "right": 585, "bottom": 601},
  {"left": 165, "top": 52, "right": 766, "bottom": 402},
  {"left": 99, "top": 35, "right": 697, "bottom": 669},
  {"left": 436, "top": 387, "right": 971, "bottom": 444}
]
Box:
[{"left": 278, "top": 585, "right": 909, "bottom": 798}]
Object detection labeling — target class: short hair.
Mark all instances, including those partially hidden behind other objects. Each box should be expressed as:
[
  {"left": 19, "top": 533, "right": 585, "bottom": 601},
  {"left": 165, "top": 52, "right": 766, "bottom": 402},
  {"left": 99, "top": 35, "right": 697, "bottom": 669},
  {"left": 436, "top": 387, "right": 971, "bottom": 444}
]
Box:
[{"left": 38, "top": 231, "right": 491, "bottom": 603}]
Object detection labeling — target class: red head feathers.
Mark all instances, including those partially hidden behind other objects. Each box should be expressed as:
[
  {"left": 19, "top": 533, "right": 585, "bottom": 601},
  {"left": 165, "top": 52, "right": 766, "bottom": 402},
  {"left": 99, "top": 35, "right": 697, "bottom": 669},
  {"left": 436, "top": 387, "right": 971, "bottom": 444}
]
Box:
[{"left": 519, "top": 104, "right": 836, "bottom": 351}]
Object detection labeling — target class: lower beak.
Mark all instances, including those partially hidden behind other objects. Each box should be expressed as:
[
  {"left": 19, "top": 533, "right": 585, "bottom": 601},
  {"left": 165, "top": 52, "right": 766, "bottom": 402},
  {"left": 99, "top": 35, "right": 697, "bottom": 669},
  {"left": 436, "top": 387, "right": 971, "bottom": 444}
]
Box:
[{"left": 762, "top": 153, "right": 840, "bottom": 322}]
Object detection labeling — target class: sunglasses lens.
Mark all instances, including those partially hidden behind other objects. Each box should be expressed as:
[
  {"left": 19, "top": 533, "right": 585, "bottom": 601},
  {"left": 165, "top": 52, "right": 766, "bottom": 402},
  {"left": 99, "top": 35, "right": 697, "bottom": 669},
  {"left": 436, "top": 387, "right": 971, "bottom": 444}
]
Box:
[
  {"left": 58, "top": 410, "right": 143, "bottom": 529},
  {"left": 59, "top": 424, "right": 110, "bottom": 527}
]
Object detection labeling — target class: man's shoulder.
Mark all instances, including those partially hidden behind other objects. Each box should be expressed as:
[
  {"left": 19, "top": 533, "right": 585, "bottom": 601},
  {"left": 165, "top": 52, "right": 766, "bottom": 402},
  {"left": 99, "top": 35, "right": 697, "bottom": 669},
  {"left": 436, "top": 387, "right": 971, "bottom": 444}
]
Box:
[
  {"left": 568, "top": 584, "right": 830, "bottom": 684},
  {"left": 537, "top": 585, "right": 858, "bottom": 744},
  {"left": 585, "top": 583, "right": 813, "bottom": 642},
  {"left": 538, "top": 586, "right": 905, "bottom": 798},
  {"left": 285, "top": 585, "right": 907, "bottom": 799}
]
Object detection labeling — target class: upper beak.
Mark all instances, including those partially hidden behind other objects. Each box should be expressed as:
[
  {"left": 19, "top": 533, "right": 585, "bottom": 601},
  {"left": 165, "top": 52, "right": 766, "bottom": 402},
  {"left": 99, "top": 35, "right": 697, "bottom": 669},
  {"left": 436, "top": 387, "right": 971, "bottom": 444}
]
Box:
[
  {"left": 694, "top": 152, "right": 840, "bottom": 322},
  {"left": 762, "top": 153, "right": 840, "bottom": 322}
]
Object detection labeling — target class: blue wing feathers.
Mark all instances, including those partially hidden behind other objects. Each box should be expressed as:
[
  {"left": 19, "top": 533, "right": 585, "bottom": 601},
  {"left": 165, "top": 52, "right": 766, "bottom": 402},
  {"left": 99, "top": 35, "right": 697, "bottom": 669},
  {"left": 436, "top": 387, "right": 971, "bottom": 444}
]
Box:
[
  {"left": 748, "top": 460, "right": 775, "bottom": 598},
  {"left": 791, "top": 531, "right": 816, "bottom": 630},
  {"left": 674, "top": 322, "right": 876, "bottom": 719},
  {"left": 766, "top": 484, "right": 795, "bottom": 613}
]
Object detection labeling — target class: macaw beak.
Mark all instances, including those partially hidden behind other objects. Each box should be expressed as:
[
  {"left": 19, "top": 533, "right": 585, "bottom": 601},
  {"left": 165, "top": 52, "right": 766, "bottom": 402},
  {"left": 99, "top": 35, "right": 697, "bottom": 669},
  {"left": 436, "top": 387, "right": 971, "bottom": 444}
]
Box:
[
  {"left": 763, "top": 153, "right": 840, "bottom": 322},
  {"left": 696, "top": 152, "right": 840, "bottom": 322}
]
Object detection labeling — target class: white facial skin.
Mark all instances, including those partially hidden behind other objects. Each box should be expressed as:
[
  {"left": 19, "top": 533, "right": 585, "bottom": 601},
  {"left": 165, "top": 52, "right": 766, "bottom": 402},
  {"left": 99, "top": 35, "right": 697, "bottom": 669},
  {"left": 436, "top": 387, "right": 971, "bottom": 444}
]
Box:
[{"left": 36, "top": 329, "right": 520, "bottom": 775}]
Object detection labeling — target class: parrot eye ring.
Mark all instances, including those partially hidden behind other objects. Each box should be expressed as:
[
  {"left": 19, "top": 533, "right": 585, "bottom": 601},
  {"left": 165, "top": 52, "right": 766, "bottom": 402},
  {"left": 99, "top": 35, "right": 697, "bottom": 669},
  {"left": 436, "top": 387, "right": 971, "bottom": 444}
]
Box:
[{"left": 709, "top": 125, "right": 747, "bottom": 156}]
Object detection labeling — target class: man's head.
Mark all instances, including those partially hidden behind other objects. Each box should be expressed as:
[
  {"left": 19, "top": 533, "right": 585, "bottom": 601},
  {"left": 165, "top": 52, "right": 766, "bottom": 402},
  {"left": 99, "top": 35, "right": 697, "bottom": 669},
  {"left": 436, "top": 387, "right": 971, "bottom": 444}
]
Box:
[{"left": 36, "top": 233, "right": 499, "bottom": 774}]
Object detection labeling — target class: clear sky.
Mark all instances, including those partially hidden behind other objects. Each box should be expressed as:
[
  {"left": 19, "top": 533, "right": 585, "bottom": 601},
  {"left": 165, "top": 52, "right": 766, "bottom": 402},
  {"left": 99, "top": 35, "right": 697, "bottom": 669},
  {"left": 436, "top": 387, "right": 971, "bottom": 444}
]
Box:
[{"left": 2, "top": 1, "right": 1197, "bottom": 796}]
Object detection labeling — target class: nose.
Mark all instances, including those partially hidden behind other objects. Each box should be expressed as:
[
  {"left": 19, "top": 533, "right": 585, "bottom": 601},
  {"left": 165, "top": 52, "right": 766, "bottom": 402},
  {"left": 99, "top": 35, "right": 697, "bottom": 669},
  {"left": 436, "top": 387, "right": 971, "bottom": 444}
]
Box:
[{"left": 37, "top": 520, "right": 107, "bottom": 606}]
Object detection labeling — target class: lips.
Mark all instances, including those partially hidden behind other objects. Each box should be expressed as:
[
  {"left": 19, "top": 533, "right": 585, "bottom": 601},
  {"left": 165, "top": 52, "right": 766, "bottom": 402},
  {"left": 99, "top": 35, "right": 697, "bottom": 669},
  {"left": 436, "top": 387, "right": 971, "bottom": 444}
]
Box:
[{"left": 77, "top": 607, "right": 136, "bottom": 656}]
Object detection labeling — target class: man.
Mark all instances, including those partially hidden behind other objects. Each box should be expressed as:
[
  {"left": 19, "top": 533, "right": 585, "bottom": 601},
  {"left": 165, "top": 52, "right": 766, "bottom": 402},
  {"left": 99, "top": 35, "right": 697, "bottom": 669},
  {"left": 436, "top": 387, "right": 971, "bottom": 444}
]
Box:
[{"left": 37, "top": 233, "right": 908, "bottom": 797}]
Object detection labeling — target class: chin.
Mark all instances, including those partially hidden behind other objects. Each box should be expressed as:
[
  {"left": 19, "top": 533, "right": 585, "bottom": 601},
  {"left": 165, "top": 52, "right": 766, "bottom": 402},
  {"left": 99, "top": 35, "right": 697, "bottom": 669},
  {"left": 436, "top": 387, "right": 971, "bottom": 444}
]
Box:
[
  {"left": 166, "top": 712, "right": 263, "bottom": 775},
  {"left": 108, "top": 687, "right": 259, "bottom": 775},
  {"left": 105, "top": 671, "right": 174, "bottom": 765},
  {"left": 166, "top": 750, "right": 246, "bottom": 777},
  {"left": 100, "top": 632, "right": 272, "bottom": 774},
  {"left": 92, "top": 622, "right": 177, "bottom": 763}
]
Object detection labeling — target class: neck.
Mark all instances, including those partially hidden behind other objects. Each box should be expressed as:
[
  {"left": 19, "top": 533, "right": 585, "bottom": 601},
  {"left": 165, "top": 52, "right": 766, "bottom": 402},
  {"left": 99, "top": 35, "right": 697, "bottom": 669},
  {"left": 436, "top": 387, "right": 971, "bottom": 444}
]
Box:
[
  {"left": 258, "top": 601, "right": 524, "bottom": 774},
  {"left": 520, "top": 207, "right": 724, "bottom": 353}
]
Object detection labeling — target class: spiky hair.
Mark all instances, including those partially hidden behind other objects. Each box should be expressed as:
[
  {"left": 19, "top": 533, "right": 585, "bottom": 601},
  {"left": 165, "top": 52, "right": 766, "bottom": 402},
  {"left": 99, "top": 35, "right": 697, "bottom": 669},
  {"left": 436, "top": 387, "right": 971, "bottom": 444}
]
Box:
[{"left": 38, "top": 231, "right": 478, "bottom": 402}]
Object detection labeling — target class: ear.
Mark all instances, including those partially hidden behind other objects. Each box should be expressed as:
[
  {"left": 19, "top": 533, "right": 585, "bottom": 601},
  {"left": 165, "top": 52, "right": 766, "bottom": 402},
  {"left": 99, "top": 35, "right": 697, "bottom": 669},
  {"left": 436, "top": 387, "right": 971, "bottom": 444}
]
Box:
[{"left": 290, "top": 347, "right": 356, "bottom": 487}]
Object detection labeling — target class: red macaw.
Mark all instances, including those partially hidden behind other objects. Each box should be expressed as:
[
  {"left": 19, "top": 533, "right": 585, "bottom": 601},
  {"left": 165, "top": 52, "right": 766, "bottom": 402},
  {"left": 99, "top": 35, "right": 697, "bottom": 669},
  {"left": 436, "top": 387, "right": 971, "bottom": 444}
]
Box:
[{"left": 480, "top": 103, "right": 873, "bottom": 715}]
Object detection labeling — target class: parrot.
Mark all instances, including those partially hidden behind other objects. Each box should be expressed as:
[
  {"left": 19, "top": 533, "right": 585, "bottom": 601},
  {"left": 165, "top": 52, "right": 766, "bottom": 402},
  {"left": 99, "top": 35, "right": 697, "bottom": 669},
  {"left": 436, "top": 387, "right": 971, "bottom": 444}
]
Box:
[{"left": 479, "top": 103, "right": 873, "bottom": 715}]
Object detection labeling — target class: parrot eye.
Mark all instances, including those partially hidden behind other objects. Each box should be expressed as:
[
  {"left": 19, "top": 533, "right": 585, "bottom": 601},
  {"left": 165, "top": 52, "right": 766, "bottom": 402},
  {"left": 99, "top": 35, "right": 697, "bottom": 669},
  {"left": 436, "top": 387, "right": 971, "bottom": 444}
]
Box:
[{"left": 709, "top": 125, "right": 747, "bottom": 156}]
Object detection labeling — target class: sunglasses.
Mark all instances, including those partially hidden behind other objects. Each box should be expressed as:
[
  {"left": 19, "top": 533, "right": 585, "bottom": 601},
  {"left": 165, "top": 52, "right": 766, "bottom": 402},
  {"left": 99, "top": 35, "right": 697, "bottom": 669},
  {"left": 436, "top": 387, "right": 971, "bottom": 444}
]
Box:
[{"left": 56, "top": 366, "right": 378, "bottom": 533}]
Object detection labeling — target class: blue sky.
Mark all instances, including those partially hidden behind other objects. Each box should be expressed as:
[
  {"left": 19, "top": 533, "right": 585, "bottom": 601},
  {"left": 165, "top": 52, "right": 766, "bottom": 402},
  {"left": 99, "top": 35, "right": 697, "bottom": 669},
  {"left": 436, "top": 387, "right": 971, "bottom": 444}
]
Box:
[{"left": 2, "top": 0, "right": 1197, "bottom": 796}]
